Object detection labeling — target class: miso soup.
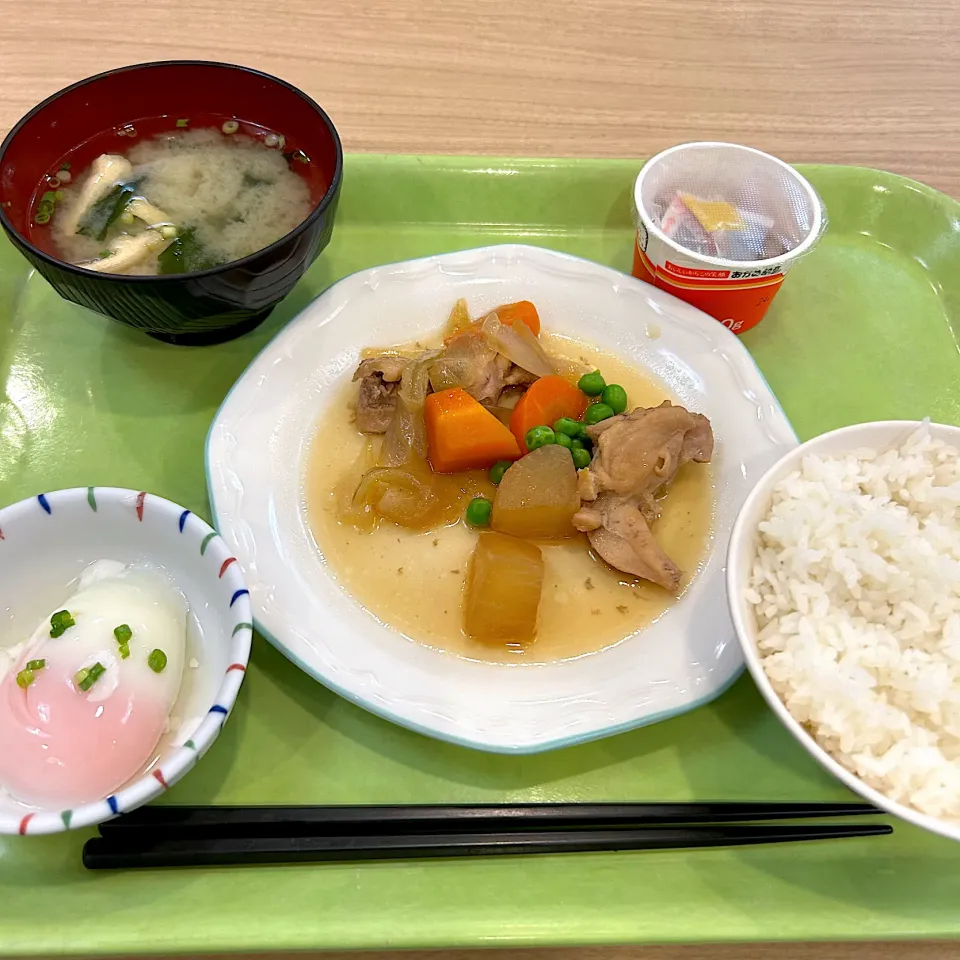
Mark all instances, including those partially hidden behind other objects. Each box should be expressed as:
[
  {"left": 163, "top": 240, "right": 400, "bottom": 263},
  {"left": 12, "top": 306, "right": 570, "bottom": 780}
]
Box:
[{"left": 43, "top": 125, "right": 312, "bottom": 276}]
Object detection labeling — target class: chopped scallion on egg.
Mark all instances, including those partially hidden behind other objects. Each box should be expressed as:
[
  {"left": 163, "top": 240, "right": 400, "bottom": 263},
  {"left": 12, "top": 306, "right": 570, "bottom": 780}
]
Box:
[
  {"left": 26, "top": 659, "right": 46, "bottom": 671},
  {"left": 16, "top": 669, "right": 35, "bottom": 688},
  {"left": 147, "top": 649, "right": 168, "bottom": 673},
  {"left": 114, "top": 624, "right": 132, "bottom": 659},
  {"left": 74, "top": 662, "right": 106, "bottom": 692},
  {"left": 49, "top": 610, "right": 76, "bottom": 637}
]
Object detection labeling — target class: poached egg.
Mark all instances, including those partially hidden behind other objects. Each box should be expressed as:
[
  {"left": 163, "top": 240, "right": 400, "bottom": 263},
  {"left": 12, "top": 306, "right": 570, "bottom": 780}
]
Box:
[{"left": 0, "top": 560, "right": 187, "bottom": 807}]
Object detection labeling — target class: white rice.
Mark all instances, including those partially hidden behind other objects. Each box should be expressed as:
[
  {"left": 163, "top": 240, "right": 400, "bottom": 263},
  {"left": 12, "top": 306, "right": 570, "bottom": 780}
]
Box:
[{"left": 746, "top": 422, "right": 960, "bottom": 820}]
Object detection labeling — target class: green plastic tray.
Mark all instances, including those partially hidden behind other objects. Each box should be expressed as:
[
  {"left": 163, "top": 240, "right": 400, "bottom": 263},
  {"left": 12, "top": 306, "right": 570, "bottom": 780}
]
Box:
[{"left": 1, "top": 156, "right": 960, "bottom": 956}]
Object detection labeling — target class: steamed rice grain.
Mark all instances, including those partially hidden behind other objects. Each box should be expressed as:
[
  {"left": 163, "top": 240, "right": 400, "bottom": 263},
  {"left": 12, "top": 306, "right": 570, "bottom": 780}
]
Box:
[{"left": 748, "top": 423, "right": 960, "bottom": 819}]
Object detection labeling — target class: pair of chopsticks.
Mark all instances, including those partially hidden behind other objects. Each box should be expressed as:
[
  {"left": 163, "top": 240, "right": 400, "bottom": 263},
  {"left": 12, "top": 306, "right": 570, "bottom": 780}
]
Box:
[{"left": 83, "top": 802, "right": 891, "bottom": 869}]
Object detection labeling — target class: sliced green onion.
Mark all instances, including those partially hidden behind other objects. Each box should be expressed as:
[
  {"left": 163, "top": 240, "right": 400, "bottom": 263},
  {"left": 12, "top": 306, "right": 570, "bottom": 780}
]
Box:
[
  {"left": 221, "top": 119, "right": 239, "bottom": 135},
  {"left": 34, "top": 212, "right": 51, "bottom": 225},
  {"left": 54, "top": 190, "right": 65, "bottom": 201},
  {"left": 41, "top": 190, "right": 56, "bottom": 202},
  {"left": 57, "top": 169, "right": 72, "bottom": 183},
  {"left": 99, "top": 249, "right": 112, "bottom": 259},
  {"left": 176, "top": 118, "right": 189, "bottom": 128},
  {"left": 264, "top": 132, "right": 281, "bottom": 148},
  {"left": 75, "top": 662, "right": 106, "bottom": 692},
  {"left": 60, "top": 162, "right": 71, "bottom": 171},
  {"left": 50, "top": 610, "right": 76, "bottom": 637},
  {"left": 114, "top": 624, "right": 132, "bottom": 659},
  {"left": 26, "top": 659, "right": 46, "bottom": 671},
  {"left": 16, "top": 669, "right": 35, "bottom": 689},
  {"left": 147, "top": 649, "right": 167, "bottom": 673}
]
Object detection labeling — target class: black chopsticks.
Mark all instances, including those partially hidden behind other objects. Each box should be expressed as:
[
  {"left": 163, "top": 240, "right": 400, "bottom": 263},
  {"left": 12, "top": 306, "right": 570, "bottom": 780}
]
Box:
[
  {"left": 83, "top": 802, "right": 891, "bottom": 870},
  {"left": 98, "top": 801, "right": 881, "bottom": 835}
]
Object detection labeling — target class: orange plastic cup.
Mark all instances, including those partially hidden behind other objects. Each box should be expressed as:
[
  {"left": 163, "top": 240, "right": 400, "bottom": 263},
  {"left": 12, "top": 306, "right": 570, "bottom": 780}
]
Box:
[{"left": 632, "top": 142, "right": 825, "bottom": 334}]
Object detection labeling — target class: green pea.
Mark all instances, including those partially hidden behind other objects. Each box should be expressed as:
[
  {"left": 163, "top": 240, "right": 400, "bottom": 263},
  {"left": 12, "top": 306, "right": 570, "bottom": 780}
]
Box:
[
  {"left": 572, "top": 447, "right": 592, "bottom": 470},
  {"left": 489, "top": 460, "right": 513, "bottom": 485},
  {"left": 553, "top": 417, "right": 583, "bottom": 438},
  {"left": 465, "top": 496, "right": 492, "bottom": 527},
  {"left": 578, "top": 370, "right": 606, "bottom": 396},
  {"left": 583, "top": 402, "right": 615, "bottom": 425},
  {"left": 525, "top": 425, "right": 556, "bottom": 451},
  {"left": 601, "top": 384, "right": 628, "bottom": 415},
  {"left": 555, "top": 432, "right": 573, "bottom": 450},
  {"left": 571, "top": 437, "right": 588, "bottom": 452}
]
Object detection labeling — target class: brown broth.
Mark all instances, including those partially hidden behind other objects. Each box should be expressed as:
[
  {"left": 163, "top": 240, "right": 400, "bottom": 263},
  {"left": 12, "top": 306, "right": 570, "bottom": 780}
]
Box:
[{"left": 304, "top": 334, "right": 715, "bottom": 664}]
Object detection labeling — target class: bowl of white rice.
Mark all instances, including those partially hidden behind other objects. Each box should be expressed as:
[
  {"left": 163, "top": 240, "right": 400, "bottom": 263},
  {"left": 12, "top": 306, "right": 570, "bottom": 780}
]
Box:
[{"left": 727, "top": 419, "right": 960, "bottom": 843}]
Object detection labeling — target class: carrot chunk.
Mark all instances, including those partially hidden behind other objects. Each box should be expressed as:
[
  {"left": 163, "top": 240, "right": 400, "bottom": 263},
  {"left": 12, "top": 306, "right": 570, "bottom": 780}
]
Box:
[
  {"left": 492, "top": 300, "right": 541, "bottom": 336},
  {"left": 425, "top": 388, "right": 522, "bottom": 473},
  {"left": 509, "top": 375, "right": 588, "bottom": 453}
]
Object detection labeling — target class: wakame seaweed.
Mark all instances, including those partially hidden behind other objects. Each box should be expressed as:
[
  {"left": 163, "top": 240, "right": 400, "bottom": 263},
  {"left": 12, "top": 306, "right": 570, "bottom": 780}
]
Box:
[
  {"left": 76, "top": 181, "right": 140, "bottom": 241},
  {"left": 158, "top": 227, "right": 223, "bottom": 275}
]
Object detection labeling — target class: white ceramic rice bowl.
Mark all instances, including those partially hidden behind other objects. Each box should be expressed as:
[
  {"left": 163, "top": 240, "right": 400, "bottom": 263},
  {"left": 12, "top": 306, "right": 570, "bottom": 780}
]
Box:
[{"left": 727, "top": 420, "right": 960, "bottom": 844}]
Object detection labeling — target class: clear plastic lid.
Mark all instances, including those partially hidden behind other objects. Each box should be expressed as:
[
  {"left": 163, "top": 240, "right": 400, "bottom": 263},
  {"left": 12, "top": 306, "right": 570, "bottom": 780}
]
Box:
[{"left": 635, "top": 142, "right": 824, "bottom": 263}]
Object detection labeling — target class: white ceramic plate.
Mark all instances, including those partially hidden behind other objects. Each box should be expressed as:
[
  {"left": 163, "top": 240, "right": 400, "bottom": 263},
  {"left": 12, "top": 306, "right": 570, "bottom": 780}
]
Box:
[
  {"left": 728, "top": 420, "right": 960, "bottom": 844},
  {"left": 206, "top": 244, "right": 797, "bottom": 752}
]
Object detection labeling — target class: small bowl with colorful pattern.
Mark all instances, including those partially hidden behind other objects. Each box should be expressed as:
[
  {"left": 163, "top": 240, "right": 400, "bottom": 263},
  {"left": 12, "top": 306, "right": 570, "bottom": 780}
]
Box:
[{"left": 0, "top": 487, "right": 252, "bottom": 835}]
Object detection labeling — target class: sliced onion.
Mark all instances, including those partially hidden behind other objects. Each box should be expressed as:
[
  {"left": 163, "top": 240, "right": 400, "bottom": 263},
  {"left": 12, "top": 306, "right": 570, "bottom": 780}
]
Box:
[
  {"left": 381, "top": 398, "right": 427, "bottom": 467},
  {"left": 428, "top": 356, "right": 475, "bottom": 393},
  {"left": 496, "top": 386, "right": 525, "bottom": 410},
  {"left": 442, "top": 298, "right": 473, "bottom": 341},
  {"left": 335, "top": 438, "right": 381, "bottom": 532},
  {"left": 353, "top": 466, "right": 438, "bottom": 527},
  {"left": 398, "top": 349, "right": 438, "bottom": 409},
  {"left": 381, "top": 349, "right": 438, "bottom": 466},
  {"left": 482, "top": 403, "right": 514, "bottom": 427},
  {"left": 481, "top": 311, "right": 554, "bottom": 378}
]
